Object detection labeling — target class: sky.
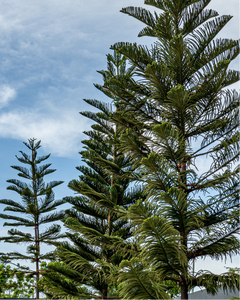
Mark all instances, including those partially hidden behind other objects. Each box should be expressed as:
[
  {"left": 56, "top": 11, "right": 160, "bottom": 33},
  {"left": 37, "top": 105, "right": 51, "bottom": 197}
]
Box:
[{"left": 0, "top": 0, "right": 239, "bottom": 281}]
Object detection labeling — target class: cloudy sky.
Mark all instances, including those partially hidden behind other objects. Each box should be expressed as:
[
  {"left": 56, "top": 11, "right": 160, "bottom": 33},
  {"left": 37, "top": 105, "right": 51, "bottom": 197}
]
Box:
[{"left": 0, "top": 0, "right": 239, "bottom": 278}]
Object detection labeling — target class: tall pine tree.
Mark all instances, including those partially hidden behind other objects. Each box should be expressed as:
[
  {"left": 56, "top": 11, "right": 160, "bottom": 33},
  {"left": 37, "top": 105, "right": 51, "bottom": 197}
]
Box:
[
  {"left": 90, "top": 0, "right": 239, "bottom": 299},
  {"left": 41, "top": 53, "right": 143, "bottom": 299},
  {"left": 0, "top": 138, "right": 64, "bottom": 299}
]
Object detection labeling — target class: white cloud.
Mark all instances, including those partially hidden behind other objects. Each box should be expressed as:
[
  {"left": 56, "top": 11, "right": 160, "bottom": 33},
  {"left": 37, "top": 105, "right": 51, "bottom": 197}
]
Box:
[
  {"left": 0, "top": 0, "right": 238, "bottom": 156},
  {"left": 0, "top": 85, "right": 16, "bottom": 108},
  {"left": 0, "top": 105, "right": 91, "bottom": 157}
]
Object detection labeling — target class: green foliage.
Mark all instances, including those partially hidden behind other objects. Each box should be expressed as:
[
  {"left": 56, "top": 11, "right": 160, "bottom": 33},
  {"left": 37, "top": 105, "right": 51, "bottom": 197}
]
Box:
[
  {"left": 41, "top": 53, "right": 142, "bottom": 299},
  {"left": 0, "top": 264, "right": 34, "bottom": 298},
  {"left": 224, "top": 266, "right": 240, "bottom": 299},
  {"left": 0, "top": 138, "right": 64, "bottom": 298},
  {"left": 118, "top": 258, "right": 171, "bottom": 299},
  {"left": 96, "top": 0, "right": 240, "bottom": 298},
  {"left": 33, "top": 0, "right": 240, "bottom": 297}
]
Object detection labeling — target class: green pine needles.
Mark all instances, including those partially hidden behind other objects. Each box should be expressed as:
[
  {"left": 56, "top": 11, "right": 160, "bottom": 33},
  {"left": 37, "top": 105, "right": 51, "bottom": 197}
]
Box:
[
  {"left": 41, "top": 53, "right": 142, "bottom": 299},
  {"left": 41, "top": 104, "right": 142, "bottom": 298},
  {"left": 101, "top": 0, "right": 239, "bottom": 299},
  {"left": 0, "top": 138, "right": 64, "bottom": 299},
  {"left": 1, "top": 0, "right": 238, "bottom": 299}
]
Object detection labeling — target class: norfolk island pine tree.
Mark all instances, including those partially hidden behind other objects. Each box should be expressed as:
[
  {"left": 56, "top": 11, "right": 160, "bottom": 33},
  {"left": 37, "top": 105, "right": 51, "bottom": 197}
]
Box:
[
  {"left": 40, "top": 52, "right": 145, "bottom": 299},
  {"left": 84, "top": 0, "right": 240, "bottom": 299},
  {"left": 0, "top": 138, "right": 65, "bottom": 299}
]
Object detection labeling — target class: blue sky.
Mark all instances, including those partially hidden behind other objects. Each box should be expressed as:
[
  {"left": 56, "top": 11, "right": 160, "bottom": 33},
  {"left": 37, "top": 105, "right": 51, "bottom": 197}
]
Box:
[{"left": 0, "top": 0, "right": 239, "bottom": 276}]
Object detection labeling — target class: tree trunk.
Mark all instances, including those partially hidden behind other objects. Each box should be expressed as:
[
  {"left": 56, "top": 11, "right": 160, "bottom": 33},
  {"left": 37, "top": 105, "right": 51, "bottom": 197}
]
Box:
[
  {"left": 35, "top": 223, "right": 40, "bottom": 299},
  {"left": 179, "top": 143, "right": 188, "bottom": 300},
  {"left": 32, "top": 146, "right": 40, "bottom": 299},
  {"left": 180, "top": 279, "right": 188, "bottom": 299},
  {"left": 101, "top": 287, "right": 108, "bottom": 299}
]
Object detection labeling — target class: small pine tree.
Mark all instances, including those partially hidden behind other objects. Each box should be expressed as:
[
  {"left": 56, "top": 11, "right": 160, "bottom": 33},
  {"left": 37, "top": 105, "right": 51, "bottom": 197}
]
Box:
[{"left": 0, "top": 138, "right": 65, "bottom": 299}]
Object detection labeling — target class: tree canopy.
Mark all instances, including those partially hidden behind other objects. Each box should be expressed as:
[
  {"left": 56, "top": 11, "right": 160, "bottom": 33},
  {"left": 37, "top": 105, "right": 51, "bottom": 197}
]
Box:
[{"left": 97, "top": 0, "right": 239, "bottom": 298}]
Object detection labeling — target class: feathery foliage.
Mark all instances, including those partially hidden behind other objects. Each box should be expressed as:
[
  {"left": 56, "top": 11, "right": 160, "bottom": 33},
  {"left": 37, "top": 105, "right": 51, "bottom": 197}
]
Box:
[
  {"left": 0, "top": 138, "right": 64, "bottom": 299},
  {"left": 41, "top": 53, "right": 143, "bottom": 299},
  {"left": 88, "top": 0, "right": 240, "bottom": 299}
]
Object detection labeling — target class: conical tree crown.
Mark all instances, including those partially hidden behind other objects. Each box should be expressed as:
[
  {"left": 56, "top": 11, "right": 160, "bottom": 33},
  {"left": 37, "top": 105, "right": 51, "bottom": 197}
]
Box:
[
  {"left": 0, "top": 138, "right": 65, "bottom": 299},
  {"left": 41, "top": 53, "right": 142, "bottom": 299}
]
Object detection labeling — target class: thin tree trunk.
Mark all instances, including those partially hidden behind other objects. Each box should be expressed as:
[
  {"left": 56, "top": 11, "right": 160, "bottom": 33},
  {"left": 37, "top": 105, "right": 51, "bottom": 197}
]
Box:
[
  {"left": 102, "top": 287, "right": 108, "bottom": 299},
  {"left": 108, "top": 109, "right": 117, "bottom": 237},
  {"left": 105, "top": 103, "right": 117, "bottom": 297},
  {"left": 107, "top": 169, "right": 114, "bottom": 236},
  {"left": 32, "top": 146, "right": 40, "bottom": 299},
  {"left": 35, "top": 222, "right": 40, "bottom": 299},
  {"left": 179, "top": 142, "right": 189, "bottom": 300},
  {"left": 181, "top": 279, "right": 188, "bottom": 299}
]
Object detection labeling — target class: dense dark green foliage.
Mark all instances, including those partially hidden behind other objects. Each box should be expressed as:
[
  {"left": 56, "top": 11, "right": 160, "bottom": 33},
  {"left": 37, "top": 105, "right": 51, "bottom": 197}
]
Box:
[
  {"left": 88, "top": 0, "right": 239, "bottom": 299},
  {"left": 0, "top": 138, "right": 64, "bottom": 298}
]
